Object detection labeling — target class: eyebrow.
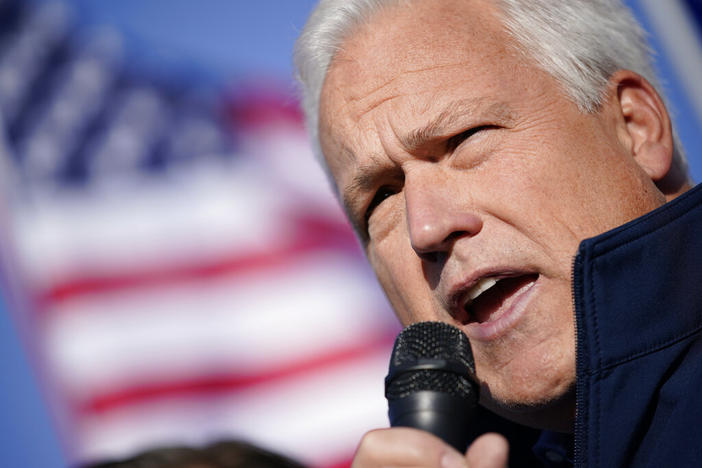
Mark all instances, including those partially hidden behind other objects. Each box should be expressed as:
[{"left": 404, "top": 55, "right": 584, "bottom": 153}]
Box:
[
  {"left": 347, "top": 157, "right": 383, "bottom": 198},
  {"left": 342, "top": 153, "right": 395, "bottom": 232},
  {"left": 401, "top": 98, "right": 514, "bottom": 152}
]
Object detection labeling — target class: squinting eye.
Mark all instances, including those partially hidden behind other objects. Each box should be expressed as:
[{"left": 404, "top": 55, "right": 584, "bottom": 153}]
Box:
[
  {"left": 446, "top": 125, "right": 499, "bottom": 151},
  {"left": 364, "top": 185, "right": 397, "bottom": 226}
]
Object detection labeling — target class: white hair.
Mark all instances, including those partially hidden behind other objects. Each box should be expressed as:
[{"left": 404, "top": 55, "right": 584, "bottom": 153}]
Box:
[{"left": 294, "top": 0, "right": 687, "bottom": 176}]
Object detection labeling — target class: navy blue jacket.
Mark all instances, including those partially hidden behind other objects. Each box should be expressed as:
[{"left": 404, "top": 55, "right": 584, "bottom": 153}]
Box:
[{"left": 573, "top": 183, "right": 702, "bottom": 467}]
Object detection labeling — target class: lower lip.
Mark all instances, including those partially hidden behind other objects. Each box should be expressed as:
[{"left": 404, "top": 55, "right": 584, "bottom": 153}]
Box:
[{"left": 463, "top": 277, "right": 539, "bottom": 341}]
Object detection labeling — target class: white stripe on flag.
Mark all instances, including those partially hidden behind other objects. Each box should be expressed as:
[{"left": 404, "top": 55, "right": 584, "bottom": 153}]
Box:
[
  {"left": 43, "top": 252, "right": 394, "bottom": 398},
  {"left": 12, "top": 162, "right": 315, "bottom": 285}
]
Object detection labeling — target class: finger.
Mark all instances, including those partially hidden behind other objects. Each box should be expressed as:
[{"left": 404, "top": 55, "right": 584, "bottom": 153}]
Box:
[
  {"left": 465, "top": 433, "right": 509, "bottom": 468},
  {"left": 352, "top": 427, "right": 468, "bottom": 468}
]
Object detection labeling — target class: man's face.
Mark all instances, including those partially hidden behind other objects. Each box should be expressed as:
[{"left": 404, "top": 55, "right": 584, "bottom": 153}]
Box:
[{"left": 318, "top": 0, "right": 666, "bottom": 428}]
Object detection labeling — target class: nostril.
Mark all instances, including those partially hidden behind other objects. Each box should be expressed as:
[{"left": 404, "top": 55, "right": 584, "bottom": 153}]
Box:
[
  {"left": 445, "top": 231, "right": 465, "bottom": 243},
  {"left": 419, "top": 251, "right": 439, "bottom": 263}
]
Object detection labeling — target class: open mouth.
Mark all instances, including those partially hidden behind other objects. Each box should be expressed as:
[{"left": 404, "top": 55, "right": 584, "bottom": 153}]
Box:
[{"left": 462, "top": 274, "right": 539, "bottom": 324}]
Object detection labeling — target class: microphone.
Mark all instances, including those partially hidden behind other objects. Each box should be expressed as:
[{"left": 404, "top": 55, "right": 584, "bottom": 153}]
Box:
[{"left": 385, "top": 321, "right": 479, "bottom": 452}]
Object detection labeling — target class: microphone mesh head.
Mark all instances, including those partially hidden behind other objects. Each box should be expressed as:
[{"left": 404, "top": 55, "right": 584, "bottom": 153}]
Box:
[{"left": 386, "top": 321, "right": 476, "bottom": 400}]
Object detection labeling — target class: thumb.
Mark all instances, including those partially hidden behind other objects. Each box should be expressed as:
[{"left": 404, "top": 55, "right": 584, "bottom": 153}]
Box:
[{"left": 465, "top": 433, "right": 509, "bottom": 468}]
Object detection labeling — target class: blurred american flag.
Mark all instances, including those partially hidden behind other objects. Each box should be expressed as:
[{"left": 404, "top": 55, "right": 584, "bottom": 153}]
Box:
[
  {"left": 0, "top": 1, "right": 398, "bottom": 466},
  {"left": 2, "top": 1, "right": 701, "bottom": 467}
]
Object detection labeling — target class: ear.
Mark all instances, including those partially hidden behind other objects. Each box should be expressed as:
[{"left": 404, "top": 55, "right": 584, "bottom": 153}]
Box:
[{"left": 610, "top": 70, "right": 674, "bottom": 183}]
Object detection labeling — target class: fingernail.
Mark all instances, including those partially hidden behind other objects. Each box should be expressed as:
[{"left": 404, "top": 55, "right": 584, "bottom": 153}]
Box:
[{"left": 441, "top": 450, "right": 468, "bottom": 468}]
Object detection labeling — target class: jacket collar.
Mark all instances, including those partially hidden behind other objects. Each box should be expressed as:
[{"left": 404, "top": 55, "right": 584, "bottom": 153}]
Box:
[
  {"left": 574, "top": 182, "right": 702, "bottom": 374},
  {"left": 572, "top": 183, "right": 702, "bottom": 466}
]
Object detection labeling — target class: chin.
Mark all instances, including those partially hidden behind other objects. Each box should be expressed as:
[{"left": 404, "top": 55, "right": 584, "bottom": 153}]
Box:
[{"left": 478, "top": 359, "right": 577, "bottom": 432}]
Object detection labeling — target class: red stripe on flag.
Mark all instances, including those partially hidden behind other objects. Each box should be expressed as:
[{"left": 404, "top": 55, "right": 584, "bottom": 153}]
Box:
[
  {"left": 80, "top": 329, "right": 394, "bottom": 415},
  {"left": 43, "top": 242, "right": 312, "bottom": 305},
  {"left": 40, "top": 213, "right": 358, "bottom": 306}
]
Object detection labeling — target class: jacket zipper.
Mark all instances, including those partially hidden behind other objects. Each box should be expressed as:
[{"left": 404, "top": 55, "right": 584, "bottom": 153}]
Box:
[{"left": 572, "top": 250, "right": 586, "bottom": 467}]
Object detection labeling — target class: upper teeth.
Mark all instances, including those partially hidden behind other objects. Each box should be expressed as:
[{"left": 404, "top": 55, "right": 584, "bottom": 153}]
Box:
[{"left": 465, "top": 277, "right": 498, "bottom": 306}]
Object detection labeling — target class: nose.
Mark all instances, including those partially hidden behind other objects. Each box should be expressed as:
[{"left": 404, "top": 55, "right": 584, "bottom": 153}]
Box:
[{"left": 405, "top": 168, "right": 483, "bottom": 262}]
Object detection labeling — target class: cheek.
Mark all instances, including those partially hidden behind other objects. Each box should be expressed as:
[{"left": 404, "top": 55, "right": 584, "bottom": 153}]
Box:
[
  {"left": 367, "top": 195, "right": 404, "bottom": 244},
  {"left": 463, "top": 144, "right": 585, "bottom": 260},
  {"left": 368, "top": 233, "right": 410, "bottom": 322},
  {"left": 368, "top": 226, "right": 439, "bottom": 325},
  {"left": 477, "top": 132, "right": 635, "bottom": 252}
]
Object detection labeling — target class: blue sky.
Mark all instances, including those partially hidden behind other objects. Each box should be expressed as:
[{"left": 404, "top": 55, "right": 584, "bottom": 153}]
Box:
[{"left": 50, "top": 0, "right": 701, "bottom": 179}]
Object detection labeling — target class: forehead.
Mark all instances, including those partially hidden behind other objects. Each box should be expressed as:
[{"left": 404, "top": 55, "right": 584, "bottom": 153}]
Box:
[
  {"left": 318, "top": 0, "right": 527, "bottom": 176},
  {"left": 325, "top": 1, "right": 512, "bottom": 106}
]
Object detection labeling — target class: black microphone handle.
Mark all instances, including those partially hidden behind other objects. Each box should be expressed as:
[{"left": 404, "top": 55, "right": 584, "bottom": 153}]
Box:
[{"left": 388, "top": 390, "right": 477, "bottom": 452}]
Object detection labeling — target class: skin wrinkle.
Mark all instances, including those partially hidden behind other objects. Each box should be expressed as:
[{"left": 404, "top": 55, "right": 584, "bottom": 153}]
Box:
[
  {"left": 341, "top": 52, "right": 508, "bottom": 123},
  {"left": 334, "top": 58, "right": 473, "bottom": 124},
  {"left": 320, "top": 130, "right": 354, "bottom": 202},
  {"left": 357, "top": 92, "right": 404, "bottom": 123}
]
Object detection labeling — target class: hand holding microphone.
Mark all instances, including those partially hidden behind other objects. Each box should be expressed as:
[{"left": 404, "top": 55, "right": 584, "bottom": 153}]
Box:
[{"left": 351, "top": 322, "right": 508, "bottom": 468}]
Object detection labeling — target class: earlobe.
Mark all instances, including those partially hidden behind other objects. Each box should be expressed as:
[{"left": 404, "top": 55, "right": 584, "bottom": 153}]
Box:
[
  {"left": 613, "top": 70, "right": 674, "bottom": 182},
  {"left": 633, "top": 141, "right": 672, "bottom": 181}
]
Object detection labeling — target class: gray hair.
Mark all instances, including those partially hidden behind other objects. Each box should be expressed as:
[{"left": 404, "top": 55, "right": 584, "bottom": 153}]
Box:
[{"left": 293, "top": 0, "right": 687, "bottom": 176}]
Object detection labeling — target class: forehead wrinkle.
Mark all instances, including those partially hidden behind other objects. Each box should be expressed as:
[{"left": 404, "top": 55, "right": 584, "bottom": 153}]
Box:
[
  {"left": 326, "top": 51, "right": 400, "bottom": 118},
  {"left": 356, "top": 62, "right": 464, "bottom": 100},
  {"left": 343, "top": 60, "right": 475, "bottom": 123}
]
